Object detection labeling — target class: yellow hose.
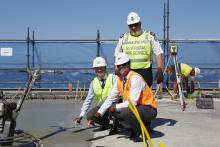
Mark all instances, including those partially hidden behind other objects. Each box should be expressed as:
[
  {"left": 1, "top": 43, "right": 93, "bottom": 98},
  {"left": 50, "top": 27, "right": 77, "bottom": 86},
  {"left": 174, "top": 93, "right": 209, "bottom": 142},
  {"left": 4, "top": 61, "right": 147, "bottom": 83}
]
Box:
[
  {"left": 127, "top": 97, "right": 153, "bottom": 147},
  {"left": 128, "top": 104, "right": 151, "bottom": 146}
]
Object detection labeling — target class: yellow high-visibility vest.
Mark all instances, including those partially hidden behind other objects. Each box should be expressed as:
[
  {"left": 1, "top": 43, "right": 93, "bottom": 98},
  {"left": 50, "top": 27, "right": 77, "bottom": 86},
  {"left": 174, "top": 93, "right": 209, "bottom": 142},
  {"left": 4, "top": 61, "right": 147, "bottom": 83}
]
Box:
[
  {"left": 92, "top": 74, "right": 113, "bottom": 103},
  {"left": 180, "top": 63, "right": 192, "bottom": 77},
  {"left": 122, "top": 31, "right": 152, "bottom": 69}
]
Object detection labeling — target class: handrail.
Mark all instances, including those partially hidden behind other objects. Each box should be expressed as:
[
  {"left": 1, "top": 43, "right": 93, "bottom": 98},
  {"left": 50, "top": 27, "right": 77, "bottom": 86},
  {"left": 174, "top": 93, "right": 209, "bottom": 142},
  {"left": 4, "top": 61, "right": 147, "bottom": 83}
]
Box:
[
  {"left": 1, "top": 38, "right": 220, "bottom": 43},
  {"left": 0, "top": 87, "right": 218, "bottom": 92},
  {"left": 0, "top": 67, "right": 219, "bottom": 71},
  {"left": 0, "top": 81, "right": 218, "bottom": 85}
]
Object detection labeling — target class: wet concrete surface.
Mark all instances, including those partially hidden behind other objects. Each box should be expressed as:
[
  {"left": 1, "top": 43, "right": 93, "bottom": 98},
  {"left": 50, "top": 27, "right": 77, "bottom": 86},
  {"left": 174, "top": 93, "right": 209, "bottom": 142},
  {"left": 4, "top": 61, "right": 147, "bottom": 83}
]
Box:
[
  {"left": 14, "top": 98, "right": 220, "bottom": 147},
  {"left": 16, "top": 100, "right": 94, "bottom": 147}
]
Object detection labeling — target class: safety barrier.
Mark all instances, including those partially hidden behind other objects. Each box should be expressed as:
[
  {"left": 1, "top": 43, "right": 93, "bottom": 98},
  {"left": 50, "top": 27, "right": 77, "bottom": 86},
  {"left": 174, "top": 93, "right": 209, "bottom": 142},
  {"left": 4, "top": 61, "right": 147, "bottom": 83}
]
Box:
[
  {"left": 1, "top": 38, "right": 220, "bottom": 100},
  {"left": 0, "top": 80, "right": 89, "bottom": 100}
]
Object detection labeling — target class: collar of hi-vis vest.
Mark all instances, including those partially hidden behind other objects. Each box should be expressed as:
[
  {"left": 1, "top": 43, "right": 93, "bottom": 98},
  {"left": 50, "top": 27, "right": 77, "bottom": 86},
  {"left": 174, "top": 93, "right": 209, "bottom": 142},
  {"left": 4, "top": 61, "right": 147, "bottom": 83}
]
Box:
[
  {"left": 124, "top": 30, "right": 149, "bottom": 43},
  {"left": 120, "top": 71, "right": 131, "bottom": 81},
  {"left": 122, "top": 31, "right": 152, "bottom": 69}
]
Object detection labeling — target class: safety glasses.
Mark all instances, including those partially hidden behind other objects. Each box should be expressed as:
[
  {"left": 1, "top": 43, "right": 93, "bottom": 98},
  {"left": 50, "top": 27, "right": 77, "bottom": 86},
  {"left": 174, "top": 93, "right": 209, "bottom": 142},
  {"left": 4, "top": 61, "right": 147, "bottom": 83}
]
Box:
[
  {"left": 117, "top": 63, "right": 127, "bottom": 69},
  {"left": 128, "top": 23, "right": 139, "bottom": 28},
  {"left": 95, "top": 66, "right": 106, "bottom": 73}
]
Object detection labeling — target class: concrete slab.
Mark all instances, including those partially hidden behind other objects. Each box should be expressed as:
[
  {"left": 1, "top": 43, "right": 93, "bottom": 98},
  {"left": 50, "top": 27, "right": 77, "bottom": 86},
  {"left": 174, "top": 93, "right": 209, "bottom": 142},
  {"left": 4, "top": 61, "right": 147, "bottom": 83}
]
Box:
[
  {"left": 14, "top": 99, "right": 220, "bottom": 147},
  {"left": 91, "top": 99, "right": 220, "bottom": 147}
]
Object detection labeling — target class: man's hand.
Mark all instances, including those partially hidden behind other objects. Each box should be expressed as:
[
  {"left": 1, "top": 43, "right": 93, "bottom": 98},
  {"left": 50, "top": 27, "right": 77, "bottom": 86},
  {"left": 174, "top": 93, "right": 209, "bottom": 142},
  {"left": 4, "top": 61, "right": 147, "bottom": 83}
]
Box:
[
  {"left": 88, "top": 112, "right": 101, "bottom": 126},
  {"left": 109, "top": 104, "right": 120, "bottom": 116},
  {"left": 74, "top": 117, "right": 83, "bottom": 125},
  {"left": 88, "top": 120, "right": 95, "bottom": 126},
  {"left": 157, "top": 67, "right": 163, "bottom": 84},
  {"left": 95, "top": 112, "right": 102, "bottom": 118},
  {"left": 110, "top": 104, "right": 116, "bottom": 113}
]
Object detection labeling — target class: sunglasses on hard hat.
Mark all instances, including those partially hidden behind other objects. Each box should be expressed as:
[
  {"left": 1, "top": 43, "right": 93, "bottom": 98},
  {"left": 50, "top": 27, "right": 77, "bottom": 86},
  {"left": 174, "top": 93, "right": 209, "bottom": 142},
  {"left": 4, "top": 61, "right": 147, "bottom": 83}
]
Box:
[{"left": 128, "top": 23, "right": 139, "bottom": 28}]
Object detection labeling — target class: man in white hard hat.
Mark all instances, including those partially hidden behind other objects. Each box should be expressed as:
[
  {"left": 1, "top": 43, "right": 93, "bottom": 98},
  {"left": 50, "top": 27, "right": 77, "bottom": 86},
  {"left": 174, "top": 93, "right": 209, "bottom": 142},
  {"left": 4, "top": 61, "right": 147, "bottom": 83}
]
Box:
[
  {"left": 114, "top": 11, "right": 163, "bottom": 88},
  {"left": 93, "top": 53, "right": 157, "bottom": 142},
  {"left": 74, "top": 56, "right": 117, "bottom": 130},
  {"left": 167, "top": 63, "right": 201, "bottom": 95}
]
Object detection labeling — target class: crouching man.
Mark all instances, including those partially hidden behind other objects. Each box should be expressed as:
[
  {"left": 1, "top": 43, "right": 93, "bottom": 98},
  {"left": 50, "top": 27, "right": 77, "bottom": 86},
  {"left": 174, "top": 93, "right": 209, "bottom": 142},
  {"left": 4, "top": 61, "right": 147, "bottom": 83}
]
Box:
[
  {"left": 74, "top": 57, "right": 117, "bottom": 130},
  {"left": 89, "top": 53, "right": 157, "bottom": 142}
]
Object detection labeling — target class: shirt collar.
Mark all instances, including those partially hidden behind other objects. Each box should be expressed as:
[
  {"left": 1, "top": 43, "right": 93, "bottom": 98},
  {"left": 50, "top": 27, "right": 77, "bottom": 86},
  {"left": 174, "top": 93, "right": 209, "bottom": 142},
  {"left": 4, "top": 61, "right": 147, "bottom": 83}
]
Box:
[{"left": 123, "top": 71, "right": 131, "bottom": 80}]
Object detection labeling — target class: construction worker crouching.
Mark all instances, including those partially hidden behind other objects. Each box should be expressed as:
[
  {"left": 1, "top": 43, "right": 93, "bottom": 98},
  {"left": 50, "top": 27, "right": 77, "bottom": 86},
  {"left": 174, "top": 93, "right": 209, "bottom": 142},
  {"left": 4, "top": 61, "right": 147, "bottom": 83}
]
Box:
[
  {"left": 114, "top": 11, "right": 163, "bottom": 87},
  {"left": 167, "top": 63, "right": 200, "bottom": 95},
  {"left": 74, "top": 57, "right": 117, "bottom": 130},
  {"left": 93, "top": 53, "right": 157, "bottom": 142}
]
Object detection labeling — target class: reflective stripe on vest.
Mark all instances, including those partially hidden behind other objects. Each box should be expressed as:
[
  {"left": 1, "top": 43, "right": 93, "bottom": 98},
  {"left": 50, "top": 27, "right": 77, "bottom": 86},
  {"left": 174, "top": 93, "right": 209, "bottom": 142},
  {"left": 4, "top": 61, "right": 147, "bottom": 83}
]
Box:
[
  {"left": 117, "top": 71, "right": 157, "bottom": 108},
  {"left": 180, "top": 63, "right": 192, "bottom": 77},
  {"left": 122, "top": 31, "right": 152, "bottom": 69},
  {"left": 92, "top": 74, "right": 113, "bottom": 103}
]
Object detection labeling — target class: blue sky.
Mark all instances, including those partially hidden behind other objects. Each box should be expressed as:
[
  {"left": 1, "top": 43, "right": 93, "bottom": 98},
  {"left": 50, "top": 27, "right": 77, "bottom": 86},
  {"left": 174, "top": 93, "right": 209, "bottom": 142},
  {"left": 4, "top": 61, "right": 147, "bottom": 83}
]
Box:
[{"left": 0, "top": 0, "right": 220, "bottom": 39}]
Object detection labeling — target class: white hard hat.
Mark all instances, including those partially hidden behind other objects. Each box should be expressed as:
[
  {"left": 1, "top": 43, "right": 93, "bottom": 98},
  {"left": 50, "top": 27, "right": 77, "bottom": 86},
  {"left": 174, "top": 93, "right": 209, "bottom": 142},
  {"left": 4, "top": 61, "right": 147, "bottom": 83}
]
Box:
[
  {"left": 115, "top": 52, "right": 130, "bottom": 66},
  {"left": 127, "top": 12, "right": 141, "bottom": 25},
  {"left": 194, "top": 67, "right": 200, "bottom": 76},
  {"left": 93, "top": 57, "right": 107, "bottom": 68}
]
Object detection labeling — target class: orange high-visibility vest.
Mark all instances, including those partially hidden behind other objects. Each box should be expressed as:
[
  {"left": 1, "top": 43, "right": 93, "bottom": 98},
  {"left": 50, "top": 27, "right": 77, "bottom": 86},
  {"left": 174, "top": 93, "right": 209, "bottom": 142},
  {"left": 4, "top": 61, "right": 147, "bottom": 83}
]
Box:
[{"left": 117, "top": 71, "right": 157, "bottom": 108}]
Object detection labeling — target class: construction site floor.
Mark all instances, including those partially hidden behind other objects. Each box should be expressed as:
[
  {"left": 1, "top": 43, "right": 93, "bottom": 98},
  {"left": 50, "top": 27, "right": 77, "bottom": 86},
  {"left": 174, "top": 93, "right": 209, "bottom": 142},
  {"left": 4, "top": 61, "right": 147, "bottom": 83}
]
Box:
[{"left": 16, "top": 98, "right": 220, "bottom": 147}]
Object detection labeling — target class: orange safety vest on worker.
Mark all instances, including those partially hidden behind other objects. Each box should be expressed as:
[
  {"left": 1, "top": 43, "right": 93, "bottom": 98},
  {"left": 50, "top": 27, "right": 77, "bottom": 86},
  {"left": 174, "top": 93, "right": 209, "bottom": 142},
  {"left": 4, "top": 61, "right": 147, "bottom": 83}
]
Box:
[{"left": 117, "top": 71, "right": 157, "bottom": 108}]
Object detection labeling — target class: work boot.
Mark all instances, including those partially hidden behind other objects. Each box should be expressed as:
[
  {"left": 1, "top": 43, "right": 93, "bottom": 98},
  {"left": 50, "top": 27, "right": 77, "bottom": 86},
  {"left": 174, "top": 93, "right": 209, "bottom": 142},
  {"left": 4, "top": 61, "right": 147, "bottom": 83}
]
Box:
[
  {"left": 99, "top": 124, "right": 109, "bottom": 130},
  {"left": 133, "top": 134, "right": 142, "bottom": 142},
  {"left": 129, "top": 130, "right": 142, "bottom": 142},
  {"left": 147, "top": 127, "right": 155, "bottom": 134},
  {"left": 109, "top": 116, "right": 119, "bottom": 135},
  {"left": 109, "top": 127, "right": 118, "bottom": 135},
  {"left": 157, "top": 91, "right": 162, "bottom": 99},
  {"left": 99, "top": 118, "right": 110, "bottom": 130}
]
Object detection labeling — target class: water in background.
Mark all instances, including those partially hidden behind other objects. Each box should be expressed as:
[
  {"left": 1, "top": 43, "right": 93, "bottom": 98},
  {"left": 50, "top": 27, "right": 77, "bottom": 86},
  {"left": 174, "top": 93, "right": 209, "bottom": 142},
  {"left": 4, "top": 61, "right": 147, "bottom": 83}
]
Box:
[{"left": 0, "top": 42, "right": 219, "bottom": 89}]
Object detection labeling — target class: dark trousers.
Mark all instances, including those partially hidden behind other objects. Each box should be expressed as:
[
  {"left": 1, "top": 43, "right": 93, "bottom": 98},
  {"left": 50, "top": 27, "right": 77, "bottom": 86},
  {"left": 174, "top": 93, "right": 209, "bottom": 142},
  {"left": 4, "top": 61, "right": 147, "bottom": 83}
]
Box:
[
  {"left": 133, "top": 65, "right": 153, "bottom": 87},
  {"left": 86, "top": 106, "right": 109, "bottom": 126},
  {"left": 114, "top": 105, "right": 157, "bottom": 134}
]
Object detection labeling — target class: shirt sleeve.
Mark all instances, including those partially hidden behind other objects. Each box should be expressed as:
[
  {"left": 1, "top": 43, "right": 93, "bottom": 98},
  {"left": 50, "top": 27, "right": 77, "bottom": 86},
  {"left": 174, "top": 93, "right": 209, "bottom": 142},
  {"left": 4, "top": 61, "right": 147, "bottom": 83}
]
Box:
[
  {"left": 97, "top": 79, "right": 119, "bottom": 116},
  {"left": 116, "top": 75, "right": 145, "bottom": 109},
  {"left": 112, "top": 74, "right": 118, "bottom": 84},
  {"left": 114, "top": 37, "right": 123, "bottom": 57},
  {"left": 149, "top": 33, "right": 163, "bottom": 56},
  {"left": 79, "top": 82, "right": 94, "bottom": 117}
]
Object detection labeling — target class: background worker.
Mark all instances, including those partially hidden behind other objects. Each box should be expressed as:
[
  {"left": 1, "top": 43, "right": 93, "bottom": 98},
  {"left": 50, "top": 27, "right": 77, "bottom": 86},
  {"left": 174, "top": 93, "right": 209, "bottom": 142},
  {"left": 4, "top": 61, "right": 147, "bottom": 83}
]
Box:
[
  {"left": 167, "top": 63, "right": 200, "bottom": 95},
  {"left": 74, "top": 57, "right": 117, "bottom": 130},
  {"left": 91, "top": 53, "right": 157, "bottom": 142},
  {"left": 114, "top": 11, "right": 163, "bottom": 87}
]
